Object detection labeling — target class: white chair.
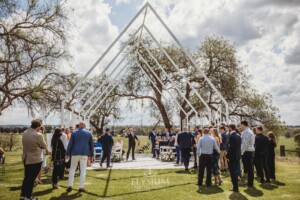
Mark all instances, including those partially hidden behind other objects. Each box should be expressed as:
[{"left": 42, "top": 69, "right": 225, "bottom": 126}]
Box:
[
  {"left": 112, "top": 147, "right": 123, "bottom": 161},
  {"left": 93, "top": 147, "right": 102, "bottom": 163}
]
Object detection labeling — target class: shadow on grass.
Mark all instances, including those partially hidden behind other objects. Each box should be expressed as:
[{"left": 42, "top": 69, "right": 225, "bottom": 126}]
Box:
[
  {"left": 197, "top": 186, "right": 224, "bottom": 195},
  {"left": 259, "top": 183, "right": 278, "bottom": 190},
  {"left": 229, "top": 192, "right": 248, "bottom": 200},
  {"left": 9, "top": 186, "right": 22, "bottom": 191},
  {"left": 175, "top": 170, "right": 194, "bottom": 174},
  {"left": 33, "top": 188, "right": 53, "bottom": 196},
  {"left": 244, "top": 187, "right": 263, "bottom": 197},
  {"left": 273, "top": 180, "right": 285, "bottom": 186},
  {"left": 49, "top": 191, "right": 82, "bottom": 200}
]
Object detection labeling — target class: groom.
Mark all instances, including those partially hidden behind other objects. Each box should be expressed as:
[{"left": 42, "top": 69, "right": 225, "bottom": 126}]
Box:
[{"left": 148, "top": 128, "right": 156, "bottom": 158}]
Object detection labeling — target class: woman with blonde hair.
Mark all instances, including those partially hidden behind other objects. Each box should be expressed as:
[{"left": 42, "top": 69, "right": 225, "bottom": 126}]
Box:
[{"left": 211, "top": 128, "right": 222, "bottom": 185}]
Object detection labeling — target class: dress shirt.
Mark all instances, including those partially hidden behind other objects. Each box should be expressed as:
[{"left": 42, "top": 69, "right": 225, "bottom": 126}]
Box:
[
  {"left": 241, "top": 127, "right": 255, "bottom": 155},
  {"left": 197, "top": 134, "right": 220, "bottom": 155}
]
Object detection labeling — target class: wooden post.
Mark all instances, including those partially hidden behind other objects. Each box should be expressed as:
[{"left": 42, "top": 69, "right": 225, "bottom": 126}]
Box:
[{"left": 280, "top": 145, "right": 285, "bottom": 157}]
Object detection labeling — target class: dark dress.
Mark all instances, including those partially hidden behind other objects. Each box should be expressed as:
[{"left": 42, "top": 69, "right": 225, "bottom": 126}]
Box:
[
  {"left": 51, "top": 138, "right": 66, "bottom": 184},
  {"left": 267, "top": 140, "right": 276, "bottom": 179}
]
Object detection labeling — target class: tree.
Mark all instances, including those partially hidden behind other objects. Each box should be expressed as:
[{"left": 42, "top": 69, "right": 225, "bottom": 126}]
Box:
[
  {"left": 119, "top": 35, "right": 284, "bottom": 133},
  {"left": 0, "top": 0, "right": 69, "bottom": 116},
  {"left": 118, "top": 36, "right": 189, "bottom": 129}
]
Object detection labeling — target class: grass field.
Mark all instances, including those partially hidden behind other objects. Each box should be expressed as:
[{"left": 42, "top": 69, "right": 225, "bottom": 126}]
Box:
[
  {"left": 0, "top": 135, "right": 299, "bottom": 200},
  {"left": 0, "top": 151, "right": 300, "bottom": 200}
]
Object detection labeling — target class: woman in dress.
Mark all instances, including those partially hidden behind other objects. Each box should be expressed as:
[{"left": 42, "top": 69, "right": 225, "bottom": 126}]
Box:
[{"left": 212, "top": 128, "right": 222, "bottom": 185}]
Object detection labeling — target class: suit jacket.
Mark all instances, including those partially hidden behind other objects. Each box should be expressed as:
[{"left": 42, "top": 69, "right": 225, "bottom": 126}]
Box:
[
  {"left": 148, "top": 131, "right": 156, "bottom": 143},
  {"left": 98, "top": 133, "right": 114, "bottom": 151},
  {"left": 126, "top": 132, "right": 138, "bottom": 145},
  {"left": 66, "top": 128, "right": 94, "bottom": 157},
  {"left": 255, "top": 133, "right": 269, "bottom": 157},
  {"left": 227, "top": 131, "right": 241, "bottom": 161},
  {"left": 22, "top": 128, "right": 47, "bottom": 165},
  {"left": 177, "top": 131, "right": 194, "bottom": 150}
]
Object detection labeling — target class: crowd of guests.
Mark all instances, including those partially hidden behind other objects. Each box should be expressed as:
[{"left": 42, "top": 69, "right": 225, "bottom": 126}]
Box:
[
  {"left": 20, "top": 119, "right": 277, "bottom": 199},
  {"left": 165, "top": 121, "right": 277, "bottom": 193},
  {"left": 20, "top": 120, "right": 143, "bottom": 200}
]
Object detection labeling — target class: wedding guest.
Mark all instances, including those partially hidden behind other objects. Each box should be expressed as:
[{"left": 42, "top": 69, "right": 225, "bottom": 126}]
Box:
[
  {"left": 192, "top": 126, "right": 200, "bottom": 169},
  {"left": 51, "top": 128, "right": 66, "bottom": 189},
  {"left": 196, "top": 128, "right": 220, "bottom": 186},
  {"left": 35, "top": 125, "right": 46, "bottom": 185},
  {"left": 66, "top": 122, "right": 94, "bottom": 193},
  {"left": 177, "top": 127, "right": 194, "bottom": 171},
  {"left": 212, "top": 128, "right": 222, "bottom": 185},
  {"left": 99, "top": 128, "right": 114, "bottom": 168},
  {"left": 0, "top": 147, "right": 5, "bottom": 164},
  {"left": 267, "top": 132, "right": 277, "bottom": 180},
  {"left": 219, "top": 126, "right": 229, "bottom": 172},
  {"left": 21, "top": 119, "right": 48, "bottom": 200},
  {"left": 255, "top": 126, "right": 270, "bottom": 183},
  {"left": 174, "top": 128, "right": 181, "bottom": 164},
  {"left": 240, "top": 121, "right": 255, "bottom": 187},
  {"left": 226, "top": 124, "right": 241, "bottom": 192},
  {"left": 114, "top": 139, "right": 125, "bottom": 157},
  {"left": 149, "top": 128, "right": 157, "bottom": 158}
]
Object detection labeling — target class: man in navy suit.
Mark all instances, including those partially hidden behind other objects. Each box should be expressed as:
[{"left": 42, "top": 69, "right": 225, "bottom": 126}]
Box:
[
  {"left": 98, "top": 128, "right": 114, "bottom": 168},
  {"left": 177, "top": 127, "right": 195, "bottom": 171},
  {"left": 148, "top": 128, "right": 156, "bottom": 158},
  {"left": 226, "top": 124, "right": 241, "bottom": 192}
]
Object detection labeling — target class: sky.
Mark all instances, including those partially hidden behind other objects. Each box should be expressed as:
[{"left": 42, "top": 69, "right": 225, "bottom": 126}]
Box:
[{"left": 0, "top": 0, "right": 299, "bottom": 126}]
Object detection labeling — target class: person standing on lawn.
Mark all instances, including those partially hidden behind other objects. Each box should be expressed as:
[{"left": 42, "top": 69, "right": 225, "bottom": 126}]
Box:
[
  {"left": 66, "top": 122, "right": 94, "bottom": 193},
  {"left": 21, "top": 119, "right": 48, "bottom": 200},
  {"left": 177, "top": 126, "right": 195, "bottom": 171},
  {"left": 98, "top": 128, "right": 114, "bottom": 168},
  {"left": 226, "top": 124, "right": 241, "bottom": 192}
]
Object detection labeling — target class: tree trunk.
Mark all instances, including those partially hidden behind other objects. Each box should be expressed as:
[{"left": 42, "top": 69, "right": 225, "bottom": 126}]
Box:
[{"left": 154, "top": 99, "right": 171, "bottom": 128}]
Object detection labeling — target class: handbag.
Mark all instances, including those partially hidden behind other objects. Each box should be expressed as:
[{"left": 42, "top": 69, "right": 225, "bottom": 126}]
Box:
[{"left": 53, "top": 140, "right": 64, "bottom": 167}]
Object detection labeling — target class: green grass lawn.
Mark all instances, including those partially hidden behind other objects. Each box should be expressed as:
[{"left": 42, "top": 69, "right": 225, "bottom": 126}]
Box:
[{"left": 1, "top": 151, "right": 300, "bottom": 200}]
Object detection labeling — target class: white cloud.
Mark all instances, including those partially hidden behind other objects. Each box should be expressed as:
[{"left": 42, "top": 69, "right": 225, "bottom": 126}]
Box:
[
  {"left": 116, "top": 0, "right": 131, "bottom": 6},
  {"left": 2, "top": 0, "right": 300, "bottom": 126}
]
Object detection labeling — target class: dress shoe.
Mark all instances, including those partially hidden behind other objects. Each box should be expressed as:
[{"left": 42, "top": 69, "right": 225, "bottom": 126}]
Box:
[
  {"left": 99, "top": 162, "right": 102, "bottom": 167},
  {"left": 229, "top": 188, "right": 239, "bottom": 192},
  {"left": 66, "top": 187, "right": 72, "bottom": 192}
]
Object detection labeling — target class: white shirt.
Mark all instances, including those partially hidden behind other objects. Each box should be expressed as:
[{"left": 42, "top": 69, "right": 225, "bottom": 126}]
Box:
[
  {"left": 241, "top": 127, "right": 255, "bottom": 155},
  {"left": 60, "top": 133, "right": 68, "bottom": 150}
]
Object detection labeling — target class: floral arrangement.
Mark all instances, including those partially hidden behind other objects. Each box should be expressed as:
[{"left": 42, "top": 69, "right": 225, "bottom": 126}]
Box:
[
  {"left": 111, "top": 153, "right": 123, "bottom": 162},
  {"left": 160, "top": 149, "right": 175, "bottom": 162},
  {"left": 137, "top": 142, "right": 150, "bottom": 154}
]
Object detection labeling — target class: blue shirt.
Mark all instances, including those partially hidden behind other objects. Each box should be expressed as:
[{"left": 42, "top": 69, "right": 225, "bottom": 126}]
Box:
[
  {"left": 66, "top": 128, "right": 94, "bottom": 157},
  {"left": 197, "top": 134, "right": 220, "bottom": 155}
]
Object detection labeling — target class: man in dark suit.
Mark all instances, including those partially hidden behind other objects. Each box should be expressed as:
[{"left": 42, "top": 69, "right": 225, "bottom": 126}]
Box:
[
  {"left": 177, "top": 127, "right": 195, "bottom": 171},
  {"left": 98, "top": 128, "right": 114, "bottom": 168},
  {"left": 226, "top": 124, "right": 241, "bottom": 192},
  {"left": 148, "top": 128, "right": 156, "bottom": 158},
  {"left": 255, "top": 126, "right": 270, "bottom": 183},
  {"left": 126, "top": 127, "right": 140, "bottom": 161}
]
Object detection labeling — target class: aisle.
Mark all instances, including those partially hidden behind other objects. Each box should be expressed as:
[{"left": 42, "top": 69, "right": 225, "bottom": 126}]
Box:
[{"left": 87, "top": 154, "right": 195, "bottom": 170}]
